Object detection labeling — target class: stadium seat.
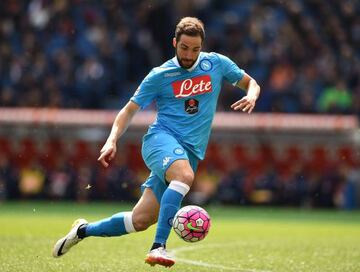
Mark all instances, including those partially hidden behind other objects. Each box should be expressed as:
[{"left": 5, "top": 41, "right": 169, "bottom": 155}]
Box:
[
  {"left": 306, "top": 145, "right": 333, "bottom": 173},
  {"left": 40, "top": 139, "right": 65, "bottom": 171},
  {"left": 337, "top": 145, "right": 358, "bottom": 167},
  {"left": 126, "top": 143, "right": 146, "bottom": 172},
  {"left": 0, "top": 137, "right": 12, "bottom": 157},
  {"left": 68, "top": 140, "right": 94, "bottom": 169},
  {"left": 276, "top": 145, "right": 303, "bottom": 175},
  {"left": 15, "top": 138, "right": 38, "bottom": 168},
  {"left": 203, "top": 142, "right": 226, "bottom": 172},
  {"left": 232, "top": 144, "right": 250, "bottom": 167}
]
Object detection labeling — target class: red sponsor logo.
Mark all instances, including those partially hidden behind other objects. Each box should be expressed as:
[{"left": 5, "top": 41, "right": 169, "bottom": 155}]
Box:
[{"left": 172, "top": 75, "right": 212, "bottom": 98}]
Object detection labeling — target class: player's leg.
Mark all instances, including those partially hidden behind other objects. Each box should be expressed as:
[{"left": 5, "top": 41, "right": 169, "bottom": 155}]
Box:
[
  {"left": 141, "top": 132, "right": 198, "bottom": 267},
  {"left": 132, "top": 188, "right": 159, "bottom": 231},
  {"left": 53, "top": 188, "right": 159, "bottom": 257},
  {"left": 145, "top": 159, "right": 195, "bottom": 267},
  {"left": 84, "top": 187, "right": 159, "bottom": 236},
  {"left": 152, "top": 159, "right": 193, "bottom": 249}
]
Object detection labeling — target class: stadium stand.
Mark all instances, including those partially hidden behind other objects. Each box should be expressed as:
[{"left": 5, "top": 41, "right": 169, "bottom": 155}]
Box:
[{"left": 0, "top": 1, "right": 359, "bottom": 208}]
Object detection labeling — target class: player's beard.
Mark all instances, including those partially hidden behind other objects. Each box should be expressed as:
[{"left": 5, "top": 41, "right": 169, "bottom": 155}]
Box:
[{"left": 175, "top": 50, "right": 197, "bottom": 69}]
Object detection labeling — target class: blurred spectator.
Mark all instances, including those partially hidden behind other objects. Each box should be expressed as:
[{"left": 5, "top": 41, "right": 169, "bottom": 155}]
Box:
[
  {"left": 250, "top": 164, "right": 280, "bottom": 205},
  {"left": 0, "top": 153, "right": 18, "bottom": 200},
  {"left": 189, "top": 164, "right": 220, "bottom": 205},
  {"left": 18, "top": 160, "right": 46, "bottom": 198},
  {"left": 74, "top": 162, "right": 97, "bottom": 202},
  {"left": 217, "top": 164, "right": 247, "bottom": 205},
  {"left": 103, "top": 153, "right": 137, "bottom": 202},
  {"left": 278, "top": 162, "right": 308, "bottom": 206},
  {"left": 47, "top": 155, "right": 75, "bottom": 200},
  {"left": 317, "top": 81, "right": 353, "bottom": 114},
  {"left": 0, "top": 137, "right": 358, "bottom": 208}
]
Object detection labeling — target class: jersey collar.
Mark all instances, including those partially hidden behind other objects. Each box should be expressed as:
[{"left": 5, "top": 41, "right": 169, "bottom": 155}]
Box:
[{"left": 173, "top": 53, "right": 201, "bottom": 72}]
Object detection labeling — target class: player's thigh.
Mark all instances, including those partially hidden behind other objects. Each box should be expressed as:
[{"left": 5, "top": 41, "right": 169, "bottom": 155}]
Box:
[
  {"left": 132, "top": 188, "right": 159, "bottom": 230},
  {"left": 165, "top": 159, "right": 194, "bottom": 187},
  {"left": 166, "top": 151, "right": 199, "bottom": 186},
  {"left": 142, "top": 132, "right": 189, "bottom": 181}
]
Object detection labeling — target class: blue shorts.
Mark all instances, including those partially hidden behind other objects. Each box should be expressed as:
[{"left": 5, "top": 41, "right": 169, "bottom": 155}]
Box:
[{"left": 140, "top": 132, "right": 198, "bottom": 203}]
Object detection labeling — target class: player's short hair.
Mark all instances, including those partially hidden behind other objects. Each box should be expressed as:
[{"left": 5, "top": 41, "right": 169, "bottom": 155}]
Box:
[{"left": 175, "top": 17, "right": 205, "bottom": 42}]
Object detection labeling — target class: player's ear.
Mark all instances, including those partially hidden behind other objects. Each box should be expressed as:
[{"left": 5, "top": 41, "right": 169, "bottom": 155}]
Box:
[{"left": 173, "top": 37, "right": 176, "bottom": 48}]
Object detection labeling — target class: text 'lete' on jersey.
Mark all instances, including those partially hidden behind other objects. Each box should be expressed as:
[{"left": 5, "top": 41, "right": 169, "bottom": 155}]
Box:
[{"left": 131, "top": 52, "right": 244, "bottom": 160}]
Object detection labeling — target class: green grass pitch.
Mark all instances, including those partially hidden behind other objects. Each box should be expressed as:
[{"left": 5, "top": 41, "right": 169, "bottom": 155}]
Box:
[{"left": 0, "top": 202, "right": 359, "bottom": 272}]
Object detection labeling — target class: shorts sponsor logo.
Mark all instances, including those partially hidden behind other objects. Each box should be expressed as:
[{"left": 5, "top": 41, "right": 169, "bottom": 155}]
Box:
[
  {"left": 162, "top": 156, "right": 172, "bottom": 168},
  {"left": 173, "top": 148, "right": 185, "bottom": 155},
  {"left": 172, "top": 75, "right": 212, "bottom": 98},
  {"left": 200, "top": 59, "right": 212, "bottom": 71}
]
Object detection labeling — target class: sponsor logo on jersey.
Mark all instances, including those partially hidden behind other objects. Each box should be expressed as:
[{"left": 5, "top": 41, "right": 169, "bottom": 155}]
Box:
[
  {"left": 172, "top": 75, "right": 212, "bottom": 98},
  {"left": 200, "top": 59, "right": 212, "bottom": 71},
  {"left": 185, "top": 98, "right": 199, "bottom": 114},
  {"left": 164, "top": 72, "right": 181, "bottom": 77}
]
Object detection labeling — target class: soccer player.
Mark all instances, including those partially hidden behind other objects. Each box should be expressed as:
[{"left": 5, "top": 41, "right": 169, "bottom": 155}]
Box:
[{"left": 53, "top": 17, "right": 260, "bottom": 267}]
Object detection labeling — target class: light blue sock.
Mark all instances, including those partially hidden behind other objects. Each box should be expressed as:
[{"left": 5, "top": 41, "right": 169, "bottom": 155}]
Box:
[
  {"left": 155, "top": 181, "right": 190, "bottom": 245},
  {"left": 85, "top": 211, "right": 135, "bottom": 237}
]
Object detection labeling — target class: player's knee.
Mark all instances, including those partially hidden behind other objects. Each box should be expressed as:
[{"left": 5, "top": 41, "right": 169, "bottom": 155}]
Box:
[
  {"left": 177, "top": 170, "right": 195, "bottom": 187},
  {"left": 166, "top": 160, "right": 195, "bottom": 187},
  {"left": 132, "top": 213, "right": 156, "bottom": 231},
  {"left": 167, "top": 168, "right": 194, "bottom": 187}
]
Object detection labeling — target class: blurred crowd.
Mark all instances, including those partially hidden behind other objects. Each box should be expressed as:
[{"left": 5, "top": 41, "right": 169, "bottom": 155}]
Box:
[
  {"left": 0, "top": 137, "right": 359, "bottom": 209},
  {"left": 0, "top": 0, "right": 359, "bottom": 113},
  {"left": 0, "top": 0, "right": 359, "bottom": 209}
]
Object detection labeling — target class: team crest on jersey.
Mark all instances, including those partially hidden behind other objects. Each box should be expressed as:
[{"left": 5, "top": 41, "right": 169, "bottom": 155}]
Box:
[
  {"left": 172, "top": 75, "right": 212, "bottom": 98},
  {"left": 200, "top": 59, "right": 212, "bottom": 71},
  {"left": 185, "top": 98, "right": 199, "bottom": 114},
  {"left": 173, "top": 147, "right": 185, "bottom": 155}
]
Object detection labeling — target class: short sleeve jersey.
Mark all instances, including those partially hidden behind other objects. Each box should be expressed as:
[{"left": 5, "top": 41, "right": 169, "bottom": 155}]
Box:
[{"left": 131, "top": 52, "right": 244, "bottom": 160}]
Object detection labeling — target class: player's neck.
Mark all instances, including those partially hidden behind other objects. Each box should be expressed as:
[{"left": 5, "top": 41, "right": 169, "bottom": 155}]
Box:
[{"left": 174, "top": 54, "right": 201, "bottom": 72}]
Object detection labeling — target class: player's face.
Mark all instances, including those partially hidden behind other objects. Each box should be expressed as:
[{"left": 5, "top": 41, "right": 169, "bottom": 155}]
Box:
[{"left": 173, "top": 34, "right": 202, "bottom": 69}]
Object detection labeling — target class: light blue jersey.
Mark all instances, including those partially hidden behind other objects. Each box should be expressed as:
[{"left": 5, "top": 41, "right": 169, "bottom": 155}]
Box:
[{"left": 131, "top": 52, "right": 244, "bottom": 160}]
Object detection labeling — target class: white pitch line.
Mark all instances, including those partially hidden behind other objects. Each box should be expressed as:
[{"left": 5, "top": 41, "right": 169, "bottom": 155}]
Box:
[
  {"left": 172, "top": 242, "right": 236, "bottom": 253},
  {"left": 171, "top": 243, "right": 272, "bottom": 272},
  {"left": 176, "top": 257, "right": 255, "bottom": 271}
]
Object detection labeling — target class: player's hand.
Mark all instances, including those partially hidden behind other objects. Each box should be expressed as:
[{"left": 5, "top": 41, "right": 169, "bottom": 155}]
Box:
[
  {"left": 98, "top": 141, "right": 117, "bottom": 168},
  {"left": 231, "top": 95, "right": 257, "bottom": 114}
]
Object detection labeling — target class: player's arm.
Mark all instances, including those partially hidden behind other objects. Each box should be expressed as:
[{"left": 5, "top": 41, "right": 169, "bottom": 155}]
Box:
[
  {"left": 231, "top": 73, "right": 260, "bottom": 114},
  {"left": 98, "top": 101, "right": 140, "bottom": 167}
]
